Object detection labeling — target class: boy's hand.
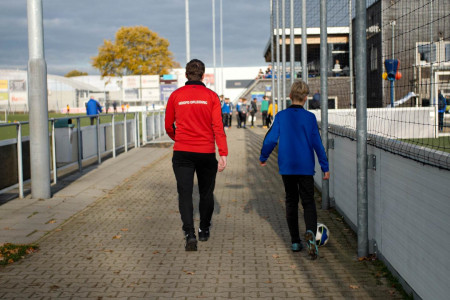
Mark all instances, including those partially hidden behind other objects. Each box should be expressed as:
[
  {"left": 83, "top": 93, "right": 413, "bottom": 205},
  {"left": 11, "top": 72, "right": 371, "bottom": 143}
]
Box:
[
  {"left": 323, "top": 172, "right": 330, "bottom": 180},
  {"left": 218, "top": 156, "right": 227, "bottom": 172},
  {"left": 259, "top": 161, "right": 267, "bottom": 167}
]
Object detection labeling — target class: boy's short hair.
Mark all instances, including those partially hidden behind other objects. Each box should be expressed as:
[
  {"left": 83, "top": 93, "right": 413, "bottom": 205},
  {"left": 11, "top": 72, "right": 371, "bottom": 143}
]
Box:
[
  {"left": 290, "top": 80, "right": 310, "bottom": 102},
  {"left": 186, "top": 59, "right": 205, "bottom": 81}
]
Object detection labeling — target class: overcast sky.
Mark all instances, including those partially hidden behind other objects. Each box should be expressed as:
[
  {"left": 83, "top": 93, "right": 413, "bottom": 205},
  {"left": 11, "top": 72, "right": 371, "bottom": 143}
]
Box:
[{"left": 0, "top": 0, "right": 271, "bottom": 76}]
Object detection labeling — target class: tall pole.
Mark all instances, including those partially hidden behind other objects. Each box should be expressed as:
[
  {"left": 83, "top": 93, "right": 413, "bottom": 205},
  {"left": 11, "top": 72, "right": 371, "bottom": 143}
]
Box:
[
  {"left": 276, "top": 0, "right": 281, "bottom": 115},
  {"left": 281, "top": 0, "right": 287, "bottom": 111},
  {"left": 220, "top": 0, "right": 224, "bottom": 96},
  {"left": 270, "top": 0, "right": 275, "bottom": 112},
  {"left": 212, "top": 0, "right": 217, "bottom": 92},
  {"left": 320, "top": 0, "right": 329, "bottom": 210},
  {"left": 27, "top": 0, "right": 51, "bottom": 199},
  {"left": 430, "top": 0, "right": 434, "bottom": 106},
  {"left": 185, "top": 0, "right": 190, "bottom": 63},
  {"left": 349, "top": 0, "right": 354, "bottom": 108},
  {"left": 290, "top": 0, "right": 295, "bottom": 87},
  {"left": 302, "top": 0, "right": 308, "bottom": 108},
  {"left": 355, "top": 0, "right": 368, "bottom": 258}
]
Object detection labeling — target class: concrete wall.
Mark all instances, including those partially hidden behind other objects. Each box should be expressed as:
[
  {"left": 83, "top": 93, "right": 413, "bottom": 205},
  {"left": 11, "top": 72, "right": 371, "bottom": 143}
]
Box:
[{"left": 314, "top": 131, "right": 450, "bottom": 300}]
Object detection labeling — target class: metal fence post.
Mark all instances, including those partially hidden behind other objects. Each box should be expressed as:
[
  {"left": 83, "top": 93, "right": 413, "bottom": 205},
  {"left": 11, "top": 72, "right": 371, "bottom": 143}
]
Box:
[
  {"left": 151, "top": 113, "right": 156, "bottom": 141},
  {"left": 51, "top": 119, "right": 57, "bottom": 184},
  {"left": 17, "top": 123, "right": 24, "bottom": 199},
  {"left": 281, "top": 0, "right": 287, "bottom": 110},
  {"left": 77, "top": 117, "right": 82, "bottom": 172},
  {"left": 355, "top": 0, "right": 368, "bottom": 258},
  {"left": 158, "top": 112, "right": 162, "bottom": 139},
  {"left": 96, "top": 115, "right": 101, "bottom": 164},
  {"left": 320, "top": 0, "right": 329, "bottom": 210},
  {"left": 302, "top": 0, "right": 308, "bottom": 110},
  {"left": 142, "top": 112, "right": 147, "bottom": 145},
  {"left": 275, "top": 0, "right": 281, "bottom": 115},
  {"left": 124, "top": 113, "right": 128, "bottom": 153},
  {"left": 134, "top": 112, "right": 138, "bottom": 149},
  {"left": 290, "top": 0, "right": 295, "bottom": 87},
  {"left": 112, "top": 114, "right": 116, "bottom": 158}
]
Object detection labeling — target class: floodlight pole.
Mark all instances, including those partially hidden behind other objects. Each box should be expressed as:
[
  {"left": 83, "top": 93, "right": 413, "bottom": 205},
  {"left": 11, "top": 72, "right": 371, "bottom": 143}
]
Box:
[
  {"left": 281, "top": 0, "right": 287, "bottom": 111},
  {"left": 212, "top": 0, "right": 217, "bottom": 91},
  {"left": 185, "top": 0, "right": 190, "bottom": 63},
  {"left": 355, "top": 0, "right": 368, "bottom": 258},
  {"left": 220, "top": 0, "right": 224, "bottom": 96},
  {"left": 27, "top": 0, "right": 51, "bottom": 199},
  {"left": 270, "top": 0, "right": 275, "bottom": 108},
  {"left": 290, "top": 0, "right": 295, "bottom": 88},
  {"left": 275, "top": 0, "right": 281, "bottom": 115},
  {"left": 302, "top": 0, "right": 308, "bottom": 110},
  {"left": 320, "top": 0, "right": 329, "bottom": 210}
]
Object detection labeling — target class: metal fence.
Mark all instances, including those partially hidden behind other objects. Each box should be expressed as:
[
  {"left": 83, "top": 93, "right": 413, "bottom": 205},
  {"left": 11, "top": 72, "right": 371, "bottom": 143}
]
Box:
[{"left": 0, "top": 111, "right": 167, "bottom": 199}]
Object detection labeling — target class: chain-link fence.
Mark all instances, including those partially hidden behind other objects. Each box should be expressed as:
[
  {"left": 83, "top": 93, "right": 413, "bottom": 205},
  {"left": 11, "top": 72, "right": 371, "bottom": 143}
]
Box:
[{"left": 270, "top": 0, "right": 449, "bottom": 169}]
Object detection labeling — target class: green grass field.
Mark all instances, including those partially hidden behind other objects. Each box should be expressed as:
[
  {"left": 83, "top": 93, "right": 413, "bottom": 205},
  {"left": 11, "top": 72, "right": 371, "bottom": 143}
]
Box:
[
  {"left": 0, "top": 113, "right": 134, "bottom": 141},
  {"left": 402, "top": 136, "right": 450, "bottom": 153}
]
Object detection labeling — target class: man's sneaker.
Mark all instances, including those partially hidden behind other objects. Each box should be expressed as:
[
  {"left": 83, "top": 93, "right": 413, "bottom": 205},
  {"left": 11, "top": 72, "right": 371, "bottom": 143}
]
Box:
[
  {"left": 291, "top": 242, "right": 303, "bottom": 252},
  {"left": 185, "top": 232, "right": 197, "bottom": 251},
  {"left": 198, "top": 228, "right": 210, "bottom": 242},
  {"left": 305, "top": 230, "right": 318, "bottom": 260}
]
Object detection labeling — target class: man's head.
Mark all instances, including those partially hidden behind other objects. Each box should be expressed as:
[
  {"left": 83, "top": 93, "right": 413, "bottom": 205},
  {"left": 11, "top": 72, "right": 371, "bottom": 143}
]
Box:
[
  {"left": 289, "top": 80, "right": 310, "bottom": 104},
  {"left": 242, "top": 98, "right": 247, "bottom": 103},
  {"left": 185, "top": 59, "right": 205, "bottom": 81},
  {"left": 225, "top": 98, "right": 230, "bottom": 103}
]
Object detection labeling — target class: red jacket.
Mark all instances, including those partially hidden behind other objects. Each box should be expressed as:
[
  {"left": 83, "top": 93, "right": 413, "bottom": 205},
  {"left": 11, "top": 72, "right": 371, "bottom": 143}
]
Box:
[{"left": 165, "top": 81, "right": 228, "bottom": 156}]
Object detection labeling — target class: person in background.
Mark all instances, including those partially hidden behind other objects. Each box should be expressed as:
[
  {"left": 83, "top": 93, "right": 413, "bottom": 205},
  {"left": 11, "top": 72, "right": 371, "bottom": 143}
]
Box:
[
  {"left": 235, "top": 98, "right": 242, "bottom": 128},
  {"left": 250, "top": 98, "right": 258, "bottom": 128},
  {"left": 438, "top": 90, "right": 447, "bottom": 131},
  {"left": 66, "top": 104, "right": 70, "bottom": 115},
  {"left": 113, "top": 101, "right": 117, "bottom": 113},
  {"left": 228, "top": 98, "right": 234, "bottom": 127},
  {"left": 310, "top": 90, "right": 320, "bottom": 110},
  {"left": 259, "top": 80, "right": 329, "bottom": 260},
  {"left": 221, "top": 97, "right": 232, "bottom": 129},
  {"left": 86, "top": 97, "right": 102, "bottom": 125},
  {"left": 165, "top": 59, "right": 228, "bottom": 251},
  {"left": 238, "top": 98, "right": 249, "bottom": 129},
  {"left": 267, "top": 99, "right": 278, "bottom": 127},
  {"left": 261, "top": 96, "right": 269, "bottom": 128}
]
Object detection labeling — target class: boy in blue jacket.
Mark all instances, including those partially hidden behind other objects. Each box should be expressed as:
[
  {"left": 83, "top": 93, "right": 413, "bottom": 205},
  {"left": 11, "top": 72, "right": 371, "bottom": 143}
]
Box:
[{"left": 259, "top": 80, "right": 330, "bottom": 260}]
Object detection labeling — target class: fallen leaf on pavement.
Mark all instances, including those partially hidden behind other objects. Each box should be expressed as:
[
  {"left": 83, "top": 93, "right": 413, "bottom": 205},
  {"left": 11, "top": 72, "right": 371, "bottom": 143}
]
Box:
[
  {"left": 112, "top": 235, "right": 121, "bottom": 239},
  {"left": 153, "top": 250, "right": 160, "bottom": 254},
  {"left": 349, "top": 285, "right": 359, "bottom": 289},
  {"left": 121, "top": 228, "right": 129, "bottom": 232},
  {"left": 290, "top": 265, "right": 296, "bottom": 269},
  {"left": 272, "top": 254, "right": 280, "bottom": 259}
]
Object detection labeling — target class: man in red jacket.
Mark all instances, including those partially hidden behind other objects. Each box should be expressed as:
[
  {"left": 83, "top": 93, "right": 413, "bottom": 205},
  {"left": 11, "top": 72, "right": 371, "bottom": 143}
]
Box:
[{"left": 165, "top": 59, "right": 228, "bottom": 251}]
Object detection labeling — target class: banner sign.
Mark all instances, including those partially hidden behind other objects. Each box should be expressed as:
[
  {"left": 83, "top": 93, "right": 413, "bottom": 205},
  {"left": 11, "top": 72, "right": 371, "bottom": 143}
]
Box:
[
  {"left": 160, "top": 84, "right": 178, "bottom": 102},
  {"left": 122, "top": 75, "right": 160, "bottom": 102},
  {"left": 251, "top": 91, "right": 265, "bottom": 102},
  {"left": 9, "top": 80, "right": 26, "bottom": 92},
  {"left": 0, "top": 80, "right": 8, "bottom": 90},
  {"left": 0, "top": 92, "right": 8, "bottom": 101},
  {"left": 141, "top": 75, "right": 159, "bottom": 88},
  {"left": 11, "top": 92, "right": 27, "bottom": 103}
]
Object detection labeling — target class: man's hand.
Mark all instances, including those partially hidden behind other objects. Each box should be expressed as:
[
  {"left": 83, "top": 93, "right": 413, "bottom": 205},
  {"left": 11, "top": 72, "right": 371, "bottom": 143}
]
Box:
[
  {"left": 323, "top": 171, "right": 330, "bottom": 180},
  {"left": 218, "top": 156, "right": 227, "bottom": 172},
  {"left": 259, "top": 160, "right": 267, "bottom": 167}
]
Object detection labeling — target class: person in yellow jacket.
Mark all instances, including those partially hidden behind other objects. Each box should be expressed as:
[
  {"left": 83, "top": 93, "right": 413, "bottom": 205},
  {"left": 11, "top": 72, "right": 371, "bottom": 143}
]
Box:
[{"left": 267, "top": 100, "right": 278, "bottom": 127}]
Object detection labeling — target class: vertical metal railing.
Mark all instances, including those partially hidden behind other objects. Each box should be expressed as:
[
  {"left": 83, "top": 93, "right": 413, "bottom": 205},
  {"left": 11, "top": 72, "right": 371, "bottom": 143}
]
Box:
[
  {"left": 112, "top": 114, "right": 116, "bottom": 158},
  {"left": 124, "top": 113, "right": 128, "bottom": 153},
  {"left": 16, "top": 123, "right": 24, "bottom": 199},
  {"left": 51, "top": 119, "right": 57, "bottom": 184},
  {"left": 77, "top": 118, "right": 82, "bottom": 172}
]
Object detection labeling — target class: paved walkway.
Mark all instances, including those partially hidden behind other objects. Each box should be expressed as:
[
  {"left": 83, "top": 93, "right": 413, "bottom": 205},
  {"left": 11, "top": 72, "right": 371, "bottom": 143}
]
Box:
[{"left": 0, "top": 127, "right": 402, "bottom": 299}]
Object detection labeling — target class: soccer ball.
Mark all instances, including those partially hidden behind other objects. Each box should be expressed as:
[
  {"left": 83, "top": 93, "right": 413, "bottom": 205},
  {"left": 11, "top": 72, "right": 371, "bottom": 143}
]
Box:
[{"left": 316, "top": 223, "right": 329, "bottom": 247}]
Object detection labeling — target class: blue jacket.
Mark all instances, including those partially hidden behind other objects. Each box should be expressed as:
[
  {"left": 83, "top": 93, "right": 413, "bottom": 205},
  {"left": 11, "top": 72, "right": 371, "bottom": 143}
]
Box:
[
  {"left": 260, "top": 105, "right": 329, "bottom": 175},
  {"left": 86, "top": 99, "right": 102, "bottom": 115},
  {"left": 222, "top": 102, "right": 231, "bottom": 114}
]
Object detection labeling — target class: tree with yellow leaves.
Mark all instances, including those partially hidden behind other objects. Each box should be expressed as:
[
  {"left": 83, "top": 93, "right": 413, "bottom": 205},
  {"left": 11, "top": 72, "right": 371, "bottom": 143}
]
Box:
[{"left": 92, "top": 26, "right": 180, "bottom": 77}]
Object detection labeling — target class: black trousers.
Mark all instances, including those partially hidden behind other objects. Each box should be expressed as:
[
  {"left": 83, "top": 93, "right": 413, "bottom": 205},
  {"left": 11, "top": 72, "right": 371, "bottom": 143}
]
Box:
[
  {"left": 222, "top": 113, "right": 229, "bottom": 127},
  {"left": 261, "top": 111, "right": 268, "bottom": 126},
  {"left": 281, "top": 175, "right": 317, "bottom": 244},
  {"left": 172, "top": 151, "right": 218, "bottom": 233}
]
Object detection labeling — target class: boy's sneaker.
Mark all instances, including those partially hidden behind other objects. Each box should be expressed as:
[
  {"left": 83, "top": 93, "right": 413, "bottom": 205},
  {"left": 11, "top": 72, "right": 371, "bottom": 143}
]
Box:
[
  {"left": 198, "top": 228, "right": 210, "bottom": 242},
  {"left": 305, "top": 230, "right": 318, "bottom": 260},
  {"left": 291, "top": 242, "right": 303, "bottom": 252},
  {"left": 185, "top": 232, "right": 197, "bottom": 251}
]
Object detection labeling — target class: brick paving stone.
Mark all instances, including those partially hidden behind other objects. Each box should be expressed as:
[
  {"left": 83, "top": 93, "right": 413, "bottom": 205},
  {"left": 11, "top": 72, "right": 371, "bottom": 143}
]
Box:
[{"left": 0, "top": 127, "right": 403, "bottom": 299}]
